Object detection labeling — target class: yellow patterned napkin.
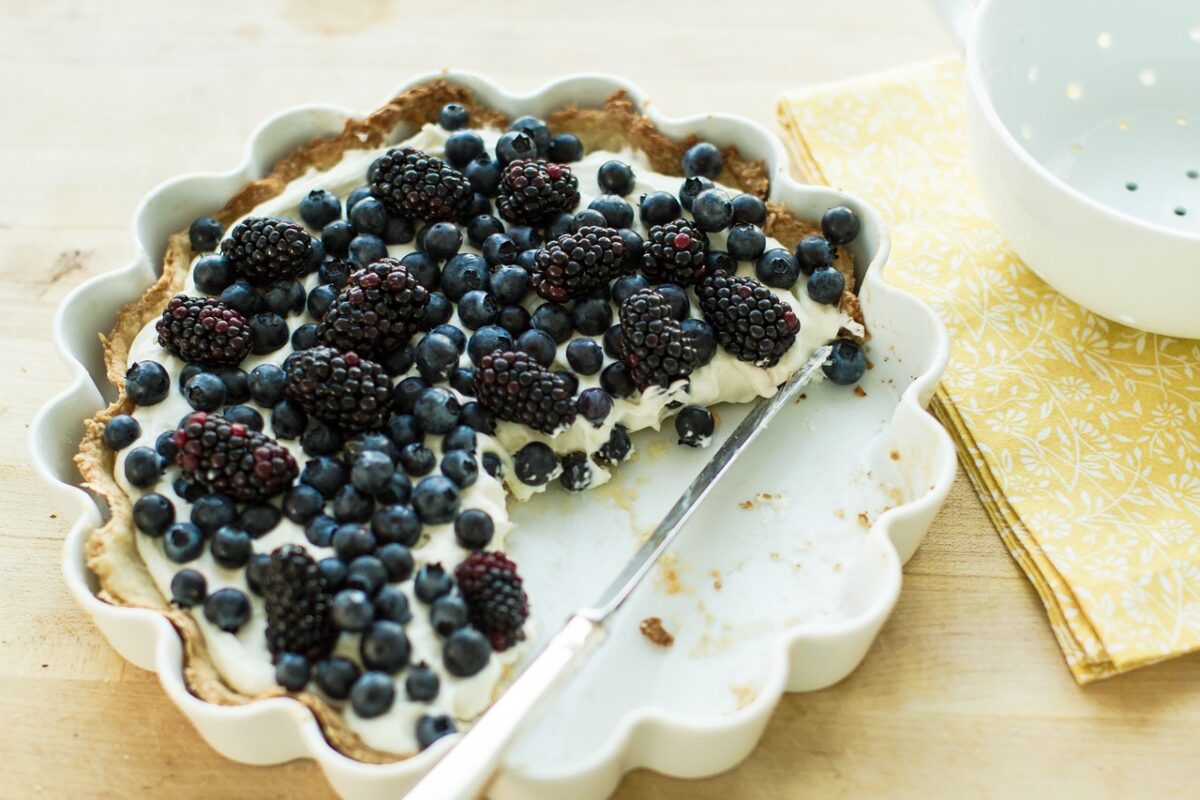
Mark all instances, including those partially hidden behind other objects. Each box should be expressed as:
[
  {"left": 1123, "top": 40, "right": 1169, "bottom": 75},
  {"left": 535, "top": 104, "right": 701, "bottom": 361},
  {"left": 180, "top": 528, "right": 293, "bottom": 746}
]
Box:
[{"left": 779, "top": 58, "right": 1200, "bottom": 683}]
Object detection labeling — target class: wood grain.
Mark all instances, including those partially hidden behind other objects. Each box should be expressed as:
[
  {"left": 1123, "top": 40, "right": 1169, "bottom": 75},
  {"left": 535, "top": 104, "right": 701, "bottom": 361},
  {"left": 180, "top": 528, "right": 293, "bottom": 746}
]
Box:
[{"left": 4, "top": 1, "right": 1193, "bottom": 798}]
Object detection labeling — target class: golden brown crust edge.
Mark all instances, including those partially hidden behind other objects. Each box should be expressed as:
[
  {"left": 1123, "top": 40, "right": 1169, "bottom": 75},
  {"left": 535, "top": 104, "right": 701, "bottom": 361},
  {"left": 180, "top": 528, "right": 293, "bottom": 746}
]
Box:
[{"left": 73, "top": 79, "right": 862, "bottom": 766}]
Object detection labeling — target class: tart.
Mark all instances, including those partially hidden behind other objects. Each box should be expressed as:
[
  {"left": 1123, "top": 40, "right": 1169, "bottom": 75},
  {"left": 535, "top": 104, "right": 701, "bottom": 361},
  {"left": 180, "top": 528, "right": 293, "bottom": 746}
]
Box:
[{"left": 76, "top": 81, "right": 866, "bottom": 761}]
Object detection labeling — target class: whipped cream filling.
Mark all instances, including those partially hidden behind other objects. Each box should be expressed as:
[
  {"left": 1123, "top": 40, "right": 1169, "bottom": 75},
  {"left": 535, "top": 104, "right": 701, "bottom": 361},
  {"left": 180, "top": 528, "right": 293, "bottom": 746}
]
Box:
[{"left": 114, "top": 122, "right": 854, "bottom": 755}]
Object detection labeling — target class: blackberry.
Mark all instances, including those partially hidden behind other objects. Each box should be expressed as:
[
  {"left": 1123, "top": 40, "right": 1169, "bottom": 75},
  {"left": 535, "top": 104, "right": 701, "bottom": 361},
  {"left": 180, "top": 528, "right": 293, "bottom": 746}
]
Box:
[
  {"left": 454, "top": 551, "right": 529, "bottom": 651},
  {"left": 284, "top": 346, "right": 392, "bottom": 432},
  {"left": 173, "top": 411, "right": 298, "bottom": 502},
  {"left": 641, "top": 219, "right": 709, "bottom": 286},
  {"left": 318, "top": 259, "right": 429, "bottom": 357},
  {"left": 531, "top": 226, "right": 627, "bottom": 302},
  {"left": 473, "top": 350, "right": 577, "bottom": 435},
  {"left": 263, "top": 545, "right": 337, "bottom": 662},
  {"left": 156, "top": 295, "right": 252, "bottom": 366},
  {"left": 496, "top": 160, "right": 580, "bottom": 225},
  {"left": 695, "top": 271, "right": 799, "bottom": 367},
  {"left": 221, "top": 217, "right": 313, "bottom": 284},
  {"left": 369, "top": 146, "right": 472, "bottom": 222},
  {"left": 617, "top": 288, "right": 700, "bottom": 389}
]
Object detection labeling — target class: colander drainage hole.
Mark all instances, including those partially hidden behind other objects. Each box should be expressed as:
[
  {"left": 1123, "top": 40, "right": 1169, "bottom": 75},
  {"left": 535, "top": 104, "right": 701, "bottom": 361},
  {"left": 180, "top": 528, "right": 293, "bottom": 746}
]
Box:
[
  {"left": 1125, "top": 182, "right": 1138, "bottom": 191},
  {"left": 1174, "top": 207, "right": 1187, "bottom": 216}
]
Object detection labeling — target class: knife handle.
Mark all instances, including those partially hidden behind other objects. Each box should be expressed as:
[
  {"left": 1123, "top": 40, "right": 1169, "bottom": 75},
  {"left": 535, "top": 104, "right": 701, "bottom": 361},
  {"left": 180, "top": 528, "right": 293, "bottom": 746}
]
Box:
[{"left": 405, "top": 614, "right": 605, "bottom": 800}]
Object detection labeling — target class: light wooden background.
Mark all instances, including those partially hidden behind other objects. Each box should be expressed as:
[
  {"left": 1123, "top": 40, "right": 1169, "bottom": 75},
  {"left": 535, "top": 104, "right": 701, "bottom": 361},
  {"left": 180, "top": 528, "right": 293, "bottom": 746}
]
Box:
[{"left": 5, "top": 1, "right": 1199, "bottom": 797}]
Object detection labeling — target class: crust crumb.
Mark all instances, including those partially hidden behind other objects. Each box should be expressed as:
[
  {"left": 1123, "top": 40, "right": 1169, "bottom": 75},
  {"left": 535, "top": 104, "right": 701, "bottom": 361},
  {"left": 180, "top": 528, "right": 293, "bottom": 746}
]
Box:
[
  {"left": 833, "top": 508, "right": 846, "bottom": 520},
  {"left": 738, "top": 499, "right": 756, "bottom": 510},
  {"left": 639, "top": 617, "right": 675, "bottom": 647},
  {"left": 890, "top": 450, "right": 901, "bottom": 461},
  {"left": 857, "top": 511, "right": 871, "bottom": 527},
  {"left": 794, "top": 392, "right": 808, "bottom": 404},
  {"left": 769, "top": 551, "right": 782, "bottom": 561},
  {"left": 731, "top": 684, "right": 757, "bottom": 710},
  {"left": 854, "top": 385, "right": 867, "bottom": 397},
  {"left": 710, "top": 569, "right": 723, "bottom": 591}
]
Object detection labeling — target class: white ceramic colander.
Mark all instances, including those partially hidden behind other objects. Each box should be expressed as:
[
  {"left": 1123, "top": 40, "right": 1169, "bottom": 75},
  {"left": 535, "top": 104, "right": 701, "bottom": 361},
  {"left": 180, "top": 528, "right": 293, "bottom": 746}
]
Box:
[{"left": 935, "top": 0, "right": 1200, "bottom": 338}]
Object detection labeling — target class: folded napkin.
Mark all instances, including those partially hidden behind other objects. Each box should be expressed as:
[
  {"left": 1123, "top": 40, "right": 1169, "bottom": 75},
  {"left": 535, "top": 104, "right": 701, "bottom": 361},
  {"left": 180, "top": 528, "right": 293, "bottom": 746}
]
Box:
[{"left": 779, "top": 58, "right": 1200, "bottom": 683}]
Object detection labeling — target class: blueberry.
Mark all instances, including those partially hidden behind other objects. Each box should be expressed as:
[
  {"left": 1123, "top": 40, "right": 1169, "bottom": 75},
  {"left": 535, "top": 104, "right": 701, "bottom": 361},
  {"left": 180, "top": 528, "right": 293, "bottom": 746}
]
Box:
[
  {"left": 807, "top": 266, "right": 846, "bottom": 305},
  {"left": 300, "top": 418, "right": 342, "bottom": 456},
  {"left": 245, "top": 553, "right": 271, "bottom": 595},
  {"left": 332, "top": 588, "right": 376, "bottom": 633},
  {"left": 514, "top": 442, "right": 557, "bottom": 486},
  {"left": 511, "top": 226, "right": 544, "bottom": 252},
  {"left": 542, "top": 212, "right": 572, "bottom": 239},
  {"left": 274, "top": 652, "right": 310, "bottom": 692},
  {"left": 163, "top": 522, "right": 204, "bottom": 563},
  {"left": 464, "top": 155, "right": 501, "bottom": 196},
  {"left": 420, "top": 221, "right": 462, "bottom": 262},
  {"left": 414, "top": 563, "right": 454, "bottom": 603},
  {"left": 332, "top": 523, "right": 377, "bottom": 561},
  {"left": 173, "top": 478, "right": 204, "bottom": 503},
  {"left": 415, "top": 332, "right": 460, "bottom": 384},
  {"left": 416, "top": 714, "right": 457, "bottom": 750},
  {"left": 692, "top": 188, "right": 733, "bottom": 232},
  {"left": 250, "top": 312, "right": 289, "bottom": 354},
  {"left": 705, "top": 249, "right": 736, "bottom": 274},
  {"left": 133, "top": 493, "right": 174, "bottom": 537},
  {"left": 457, "top": 290, "right": 498, "bottom": 329},
  {"left": 264, "top": 280, "right": 306, "bottom": 317},
  {"left": 731, "top": 194, "right": 767, "bottom": 225},
  {"left": 125, "top": 361, "right": 169, "bottom": 406},
  {"left": 463, "top": 192, "right": 492, "bottom": 220},
  {"left": 361, "top": 620, "right": 410, "bottom": 673},
  {"left": 321, "top": 220, "right": 354, "bottom": 258},
  {"left": 555, "top": 370, "right": 579, "bottom": 396},
  {"left": 183, "top": 372, "right": 225, "bottom": 411},
  {"left": 346, "top": 186, "right": 373, "bottom": 212},
  {"left": 639, "top": 191, "right": 682, "bottom": 226},
  {"left": 239, "top": 503, "right": 281, "bottom": 538},
  {"left": 598, "top": 160, "right": 635, "bottom": 196},
  {"left": 587, "top": 195, "right": 634, "bottom": 228},
  {"left": 393, "top": 377, "right": 430, "bottom": 414},
  {"left": 319, "top": 259, "right": 354, "bottom": 288},
  {"left": 380, "top": 346, "right": 416, "bottom": 376},
  {"left": 481, "top": 452, "right": 504, "bottom": 479},
  {"left": 188, "top": 216, "right": 223, "bottom": 252},
  {"left": 422, "top": 292, "right": 453, "bottom": 328},
  {"left": 378, "top": 542, "right": 416, "bottom": 583},
  {"left": 495, "top": 130, "right": 536, "bottom": 165},
  {"left": 611, "top": 274, "right": 650, "bottom": 307},
  {"left": 301, "top": 455, "right": 349, "bottom": 498},
  {"left": 598, "top": 424, "right": 632, "bottom": 464},
  {"left": 278, "top": 485, "right": 321, "bottom": 527},
  {"left": 190, "top": 493, "right": 236, "bottom": 533},
  {"left": 756, "top": 248, "right": 801, "bottom": 289},
  {"left": 430, "top": 594, "right": 469, "bottom": 635},
  {"left": 247, "top": 364, "right": 285, "bottom": 407},
  {"left": 675, "top": 405, "right": 715, "bottom": 447},
  {"left": 288, "top": 322, "right": 319, "bottom": 351},
  {"left": 304, "top": 239, "right": 326, "bottom": 274},
  {"left": 682, "top": 318, "right": 718, "bottom": 367},
  {"left": 155, "top": 430, "right": 178, "bottom": 460},
  {"left": 823, "top": 339, "right": 867, "bottom": 386},
  {"left": 193, "top": 254, "right": 234, "bottom": 293},
  {"left": 480, "top": 234, "right": 516, "bottom": 269},
  {"left": 406, "top": 663, "right": 440, "bottom": 702},
  {"left": 347, "top": 555, "right": 388, "bottom": 596},
  {"left": 600, "top": 361, "right": 636, "bottom": 398},
  {"left": 656, "top": 283, "right": 690, "bottom": 321},
  {"left": 347, "top": 431, "right": 401, "bottom": 465},
  {"left": 352, "top": 450, "right": 395, "bottom": 496},
  {"left": 678, "top": 176, "right": 713, "bottom": 212},
  {"left": 214, "top": 367, "right": 250, "bottom": 404},
  {"left": 451, "top": 365, "right": 475, "bottom": 396},
  {"left": 305, "top": 514, "right": 338, "bottom": 547},
  {"left": 460, "top": 401, "right": 496, "bottom": 435},
  {"left": 467, "top": 215, "right": 505, "bottom": 250},
  {"left": 548, "top": 132, "right": 584, "bottom": 162},
  {"left": 317, "top": 555, "right": 347, "bottom": 590},
  {"left": 347, "top": 196, "right": 386, "bottom": 236},
  {"left": 565, "top": 339, "right": 604, "bottom": 375},
  {"left": 272, "top": 398, "right": 307, "bottom": 440},
  {"left": 602, "top": 324, "right": 625, "bottom": 359},
  {"left": 414, "top": 387, "right": 461, "bottom": 435},
  {"left": 727, "top": 223, "right": 767, "bottom": 261},
  {"left": 387, "top": 414, "right": 422, "bottom": 447},
  {"left": 350, "top": 671, "right": 395, "bottom": 719},
  {"left": 299, "top": 189, "right": 341, "bottom": 229},
  {"left": 445, "top": 129, "right": 484, "bottom": 167},
  {"left": 442, "top": 425, "right": 477, "bottom": 454},
  {"left": 177, "top": 364, "right": 205, "bottom": 397},
  {"left": 382, "top": 215, "right": 415, "bottom": 245},
  {"left": 440, "top": 449, "right": 478, "bottom": 489},
  {"left": 530, "top": 302, "right": 572, "bottom": 344},
  {"left": 441, "top": 253, "right": 489, "bottom": 301},
  {"left": 559, "top": 452, "right": 591, "bottom": 492},
  {"left": 375, "top": 584, "right": 412, "bottom": 624},
  {"left": 572, "top": 209, "right": 607, "bottom": 231},
  {"left": 211, "top": 525, "right": 252, "bottom": 568},
  {"left": 497, "top": 305, "right": 531, "bottom": 337},
  {"left": 219, "top": 279, "right": 263, "bottom": 316},
  {"left": 452, "top": 508, "right": 494, "bottom": 550},
  {"left": 795, "top": 235, "right": 834, "bottom": 275},
  {"left": 511, "top": 113, "right": 555, "bottom": 152},
  {"left": 821, "top": 206, "right": 861, "bottom": 245},
  {"left": 374, "top": 472, "right": 413, "bottom": 506},
  {"left": 204, "top": 587, "right": 250, "bottom": 632},
  {"left": 514, "top": 249, "right": 538, "bottom": 273},
  {"left": 124, "top": 446, "right": 163, "bottom": 488},
  {"left": 102, "top": 415, "right": 141, "bottom": 450},
  {"left": 412, "top": 475, "right": 461, "bottom": 524},
  {"left": 576, "top": 387, "right": 614, "bottom": 426},
  {"left": 682, "top": 141, "right": 724, "bottom": 179},
  {"left": 467, "top": 325, "right": 514, "bottom": 366},
  {"left": 349, "top": 233, "right": 387, "bottom": 266},
  {"left": 443, "top": 628, "right": 492, "bottom": 677},
  {"left": 439, "top": 102, "right": 469, "bottom": 131},
  {"left": 315, "top": 656, "right": 361, "bottom": 700},
  {"left": 333, "top": 484, "right": 374, "bottom": 523},
  {"left": 399, "top": 442, "right": 436, "bottom": 477},
  {"left": 170, "top": 568, "right": 206, "bottom": 607},
  {"left": 516, "top": 328, "right": 558, "bottom": 367},
  {"left": 617, "top": 228, "right": 644, "bottom": 262},
  {"left": 568, "top": 296, "right": 611, "bottom": 337}
]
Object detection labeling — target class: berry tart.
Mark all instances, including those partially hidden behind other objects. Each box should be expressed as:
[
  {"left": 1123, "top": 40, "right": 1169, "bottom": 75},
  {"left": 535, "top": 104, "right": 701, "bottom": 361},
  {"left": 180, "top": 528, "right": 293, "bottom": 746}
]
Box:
[{"left": 75, "top": 82, "right": 867, "bottom": 761}]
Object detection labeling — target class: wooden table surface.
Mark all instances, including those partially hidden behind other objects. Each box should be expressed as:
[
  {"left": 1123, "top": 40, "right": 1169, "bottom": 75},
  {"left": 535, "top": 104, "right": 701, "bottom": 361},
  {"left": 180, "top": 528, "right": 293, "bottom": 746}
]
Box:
[{"left": 5, "top": 1, "right": 1198, "bottom": 797}]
